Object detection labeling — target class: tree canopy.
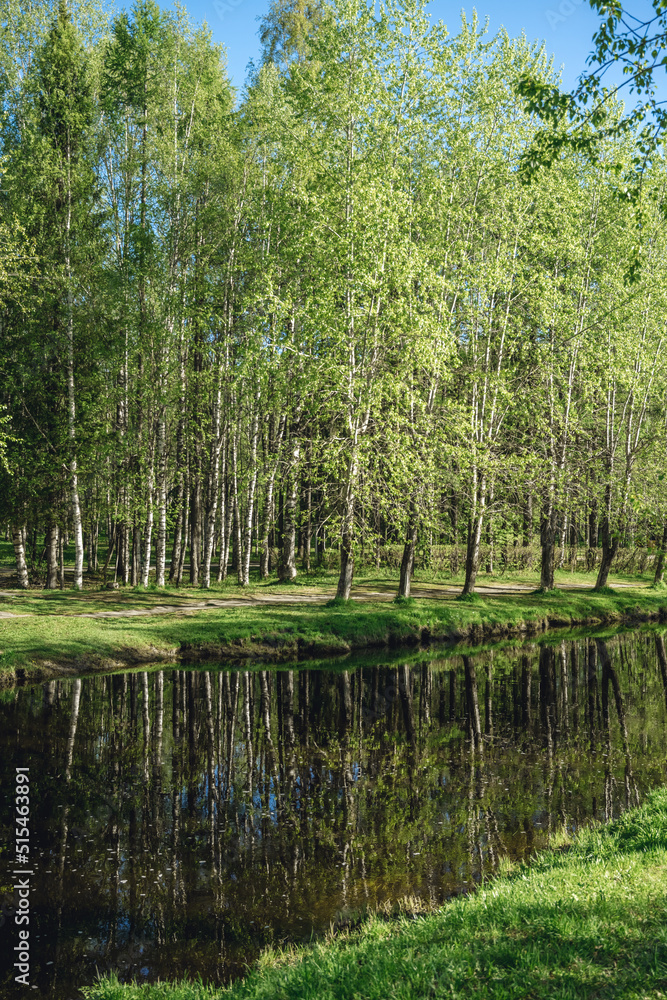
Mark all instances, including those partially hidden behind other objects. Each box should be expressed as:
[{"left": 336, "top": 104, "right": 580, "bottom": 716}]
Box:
[{"left": 2, "top": 0, "right": 667, "bottom": 597}]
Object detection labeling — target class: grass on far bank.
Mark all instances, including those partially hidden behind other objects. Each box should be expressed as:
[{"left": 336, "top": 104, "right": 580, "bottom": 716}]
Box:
[
  {"left": 0, "top": 573, "right": 666, "bottom": 684},
  {"left": 84, "top": 787, "right": 667, "bottom": 1000},
  {"left": 0, "top": 559, "right": 662, "bottom": 614}
]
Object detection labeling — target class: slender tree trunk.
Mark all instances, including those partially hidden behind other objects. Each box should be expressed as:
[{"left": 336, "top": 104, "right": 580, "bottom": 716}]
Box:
[
  {"left": 176, "top": 490, "right": 189, "bottom": 588},
  {"left": 654, "top": 520, "right": 667, "bottom": 585},
  {"left": 12, "top": 525, "right": 29, "bottom": 589},
  {"left": 595, "top": 485, "right": 618, "bottom": 589},
  {"left": 232, "top": 495, "right": 242, "bottom": 574},
  {"left": 230, "top": 427, "right": 243, "bottom": 575},
  {"left": 462, "top": 512, "right": 484, "bottom": 596},
  {"left": 558, "top": 507, "right": 568, "bottom": 569},
  {"left": 215, "top": 483, "right": 224, "bottom": 584},
  {"left": 336, "top": 449, "right": 358, "bottom": 600},
  {"left": 65, "top": 149, "right": 84, "bottom": 589},
  {"left": 59, "top": 530, "right": 65, "bottom": 589},
  {"left": 130, "top": 521, "right": 139, "bottom": 586},
  {"left": 540, "top": 503, "right": 557, "bottom": 591},
  {"left": 460, "top": 459, "right": 487, "bottom": 597},
  {"left": 279, "top": 441, "right": 300, "bottom": 583},
  {"left": 141, "top": 463, "right": 155, "bottom": 587},
  {"left": 169, "top": 379, "right": 187, "bottom": 583},
  {"left": 239, "top": 409, "right": 260, "bottom": 587},
  {"left": 316, "top": 505, "right": 325, "bottom": 566},
  {"left": 86, "top": 515, "right": 98, "bottom": 574},
  {"left": 189, "top": 473, "right": 201, "bottom": 585},
  {"left": 259, "top": 481, "right": 276, "bottom": 579},
  {"left": 303, "top": 464, "right": 312, "bottom": 571},
  {"left": 155, "top": 413, "right": 167, "bottom": 587},
  {"left": 120, "top": 511, "right": 130, "bottom": 586},
  {"left": 202, "top": 404, "right": 224, "bottom": 590},
  {"left": 397, "top": 519, "right": 417, "bottom": 599},
  {"left": 101, "top": 523, "right": 116, "bottom": 584},
  {"left": 92, "top": 518, "right": 98, "bottom": 571},
  {"left": 259, "top": 416, "right": 285, "bottom": 579},
  {"left": 218, "top": 467, "right": 232, "bottom": 583},
  {"left": 169, "top": 501, "right": 183, "bottom": 585},
  {"left": 337, "top": 525, "right": 355, "bottom": 599},
  {"left": 46, "top": 522, "right": 59, "bottom": 589},
  {"left": 202, "top": 463, "right": 221, "bottom": 589},
  {"left": 66, "top": 329, "right": 84, "bottom": 588}
]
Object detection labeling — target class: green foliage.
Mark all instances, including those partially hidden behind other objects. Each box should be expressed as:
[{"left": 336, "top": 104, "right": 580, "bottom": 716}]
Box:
[
  {"left": 455, "top": 592, "right": 481, "bottom": 604},
  {"left": 518, "top": 0, "right": 667, "bottom": 197},
  {"left": 257, "top": 0, "right": 324, "bottom": 70},
  {"left": 1, "top": 0, "right": 667, "bottom": 610},
  {"left": 324, "top": 596, "right": 352, "bottom": 608}
]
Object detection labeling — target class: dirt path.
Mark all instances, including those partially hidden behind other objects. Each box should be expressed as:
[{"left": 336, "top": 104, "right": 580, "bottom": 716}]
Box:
[
  {"left": 0, "top": 592, "right": 331, "bottom": 619},
  {"left": 0, "top": 579, "right": 649, "bottom": 620}
]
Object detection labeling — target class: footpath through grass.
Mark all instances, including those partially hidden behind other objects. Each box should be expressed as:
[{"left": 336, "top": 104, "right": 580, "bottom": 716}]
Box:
[
  {"left": 0, "top": 571, "right": 666, "bottom": 684},
  {"left": 85, "top": 787, "right": 667, "bottom": 1000}
]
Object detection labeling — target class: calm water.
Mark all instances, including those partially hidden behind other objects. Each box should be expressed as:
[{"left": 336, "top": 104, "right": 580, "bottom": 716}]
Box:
[{"left": 2, "top": 629, "right": 667, "bottom": 998}]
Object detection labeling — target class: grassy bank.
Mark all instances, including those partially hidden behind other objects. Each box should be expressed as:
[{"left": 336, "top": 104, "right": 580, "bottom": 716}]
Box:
[
  {"left": 84, "top": 788, "right": 667, "bottom": 1000},
  {"left": 0, "top": 574, "right": 666, "bottom": 686}
]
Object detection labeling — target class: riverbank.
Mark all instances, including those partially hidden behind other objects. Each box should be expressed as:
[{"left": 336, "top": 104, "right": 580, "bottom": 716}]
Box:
[
  {"left": 84, "top": 786, "right": 667, "bottom": 999},
  {"left": 0, "top": 578, "right": 666, "bottom": 686}
]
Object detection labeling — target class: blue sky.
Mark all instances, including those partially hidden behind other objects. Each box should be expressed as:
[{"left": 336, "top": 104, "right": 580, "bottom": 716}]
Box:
[
  {"left": 185, "top": 0, "right": 605, "bottom": 92},
  {"left": 122, "top": 0, "right": 661, "bottom": 101}
]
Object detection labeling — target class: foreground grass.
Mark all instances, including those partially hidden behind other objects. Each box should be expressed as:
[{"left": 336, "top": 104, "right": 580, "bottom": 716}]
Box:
[
  {"left": 0, "top": 578, "right": 666, "bottom": 683},
  {"left": 84, "top": 787, "right": 667, "bottom": 1000}
]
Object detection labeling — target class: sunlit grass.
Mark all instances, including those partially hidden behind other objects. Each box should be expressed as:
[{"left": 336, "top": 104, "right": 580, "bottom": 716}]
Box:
[
  {"left": 0, "top": 563, "right": 658, "bottom": 617},
  {"left": 0, "top": 580, "right": 666, "bottom": 682}
]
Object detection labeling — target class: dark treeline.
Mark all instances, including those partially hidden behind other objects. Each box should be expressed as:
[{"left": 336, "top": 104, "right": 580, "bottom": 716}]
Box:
[
  {"left": 2, "top": 631, "right": 667, "bottom": 992},
  {"left": 2, "top": 0, "right": 667, "bottom": 597}
]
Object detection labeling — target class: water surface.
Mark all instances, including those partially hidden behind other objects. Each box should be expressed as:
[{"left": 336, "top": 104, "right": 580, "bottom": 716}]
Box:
[{"left": 2, "top": 629, "right": 667, "bottom": 998}]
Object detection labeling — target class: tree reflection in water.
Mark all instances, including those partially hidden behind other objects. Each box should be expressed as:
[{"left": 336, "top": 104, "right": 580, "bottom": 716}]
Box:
[{"left": 2, "top": 629, "right": 667, "bottom": 999}]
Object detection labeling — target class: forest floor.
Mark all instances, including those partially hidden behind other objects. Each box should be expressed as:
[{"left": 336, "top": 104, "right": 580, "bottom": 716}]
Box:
[
  {"left": 0, "top": 561, "right": 666, "bottom": 686},
  {"left": 0, "top": 575, "right": 653, "bottom": 618},
  {"left": 84, "top": 787, "right": 667, "bottom": 1000},
  {"left": 0, "top": 545, "right": 659, "bottom": 617}
]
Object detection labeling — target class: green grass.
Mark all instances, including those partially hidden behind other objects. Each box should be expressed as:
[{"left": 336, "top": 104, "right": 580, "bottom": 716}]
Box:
[
  {"left": 83, "top": 787, "right": 667, "bottom": 1000},
  {"left": 0, "top": 577, "right": 666, "bottom": 685}
]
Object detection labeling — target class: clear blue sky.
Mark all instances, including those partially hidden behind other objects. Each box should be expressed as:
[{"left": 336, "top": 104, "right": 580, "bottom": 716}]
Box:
[
  {"left": 192, "top": 0, "right": 605, "bottom": 92},
  {"left": 126, "top": 0, "right": 660, "bottom": 99}
]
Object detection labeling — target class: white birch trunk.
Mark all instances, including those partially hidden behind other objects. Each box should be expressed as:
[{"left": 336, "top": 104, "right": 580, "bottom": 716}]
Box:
[
  {"left": 141, "top": 463, "right": 155, "bottom": 587},
  {"left": 12, "top": 526, "right": 29, "bottom": 589},
  {"left": 230, "top": 426, "right": 242, "bottom": 575},
  {"left": 65, "top": 158, "right": 84, "bottom": 589},
  {"left": 202, "top": 426, "right": 224, "bottom": 590},
  {"left": 216, "top": 450, "right": 228, "bottom": 582},
  {"left": 336, "top": 447, "right": 358, "bottom": 599},
  {"left": 155, "top": 412, "right": 167, "bottom": 587},
  {"left": 239, "top": 406, "right": 260, "bottom": 587}
]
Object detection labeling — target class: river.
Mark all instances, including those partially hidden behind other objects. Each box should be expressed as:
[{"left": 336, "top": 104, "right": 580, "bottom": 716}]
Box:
[{"left": 2, "top": 627, "right": 667, "bottom": 998}]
